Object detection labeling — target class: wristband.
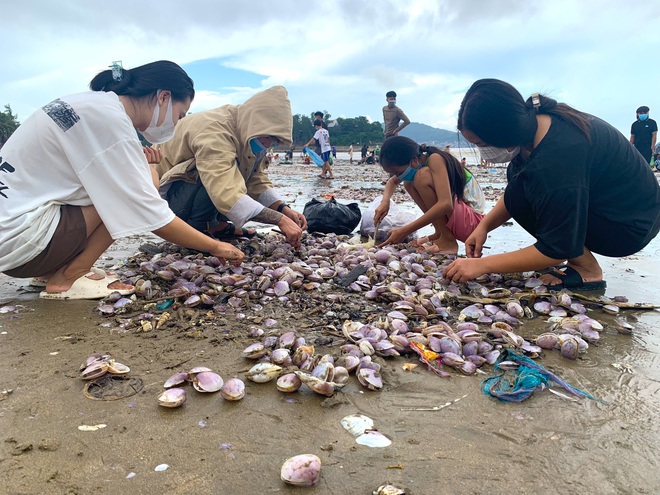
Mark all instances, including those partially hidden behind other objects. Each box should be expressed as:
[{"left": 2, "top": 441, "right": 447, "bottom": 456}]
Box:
[{"left": 276, "top": 203, "right": 289, "bottom": 213}]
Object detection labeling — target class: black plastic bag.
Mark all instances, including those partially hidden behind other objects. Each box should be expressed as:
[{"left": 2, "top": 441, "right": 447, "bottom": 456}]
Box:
[{"left": 303, "top": 197, "right": 362, "bottom": 235}]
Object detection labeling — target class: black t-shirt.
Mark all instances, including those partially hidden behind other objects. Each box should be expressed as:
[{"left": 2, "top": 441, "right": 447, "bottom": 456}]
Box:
[
  {"left": 630, "top": 118, "right": 658, "bottom": 151},
  {"left": 504, "top": 116, "right": 660, "bottom": 259}
]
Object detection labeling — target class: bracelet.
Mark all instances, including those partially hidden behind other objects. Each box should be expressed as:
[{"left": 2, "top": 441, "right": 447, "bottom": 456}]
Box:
[{"left": 276, "top": 203, "right": 289, "bottom": 213}]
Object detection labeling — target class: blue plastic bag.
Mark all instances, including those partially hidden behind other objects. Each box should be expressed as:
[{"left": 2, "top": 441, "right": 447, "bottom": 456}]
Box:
[{"left": 303, "top": 147, "right": 324, "bottom": 167}]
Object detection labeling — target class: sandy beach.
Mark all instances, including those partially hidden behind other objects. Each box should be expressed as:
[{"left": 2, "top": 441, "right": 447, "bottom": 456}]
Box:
[{"left": 1, "top": 158, "right": 659, "bottom": 495}]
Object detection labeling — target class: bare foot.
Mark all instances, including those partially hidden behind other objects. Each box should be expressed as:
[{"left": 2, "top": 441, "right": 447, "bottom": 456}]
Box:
[
  {"left": 410, "top": 236, "right": 430, "bottom": 247},
  {"left": 423, "top": 238, "right": 459, "bottom": 255}
]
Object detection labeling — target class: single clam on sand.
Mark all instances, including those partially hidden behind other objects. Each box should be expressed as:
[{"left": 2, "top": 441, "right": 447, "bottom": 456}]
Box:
[{"left": 280, "top": 454, "right": 321, "bottom": 487}]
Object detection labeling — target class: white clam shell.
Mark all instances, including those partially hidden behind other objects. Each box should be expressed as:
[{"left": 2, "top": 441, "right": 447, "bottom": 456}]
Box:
[
  {"left": 355, "top": 430, "right": 392, "bottom": 448},
  {"left": 280, "top": 454, "right": 321, "bottom": 487},
  {"left": 158, "top": 387, "right": 187, "bottom": 408},
  {"left": 340, "top": 414, "right": 374, "bottom": 437},
  {"left": 246, "top": 363, "right": 282, "bottom": 383}
]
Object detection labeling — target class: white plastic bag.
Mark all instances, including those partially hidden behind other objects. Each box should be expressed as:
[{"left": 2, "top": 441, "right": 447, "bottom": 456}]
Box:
[{"left": 359, "top": 195, "right": 418, "bottom": 242}]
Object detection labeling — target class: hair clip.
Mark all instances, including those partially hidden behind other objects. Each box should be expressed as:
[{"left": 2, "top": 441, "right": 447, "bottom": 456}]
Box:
[
  {"left": 531, "top": 93, "right": 541, "bottom": 111},
  {"left": 110, "top": 61, "right": 123, "bottom": 82}
]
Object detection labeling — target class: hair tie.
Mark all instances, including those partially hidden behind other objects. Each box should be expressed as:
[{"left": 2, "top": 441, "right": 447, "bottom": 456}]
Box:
[
  {"left": 531, "top": 93, "right": 541, "bottom": 113},
  {"left": 110, "top": 60, "right": 123, "bottom": 82}
]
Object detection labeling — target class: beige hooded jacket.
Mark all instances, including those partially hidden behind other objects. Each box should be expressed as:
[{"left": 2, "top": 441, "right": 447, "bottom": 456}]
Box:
[{"left": 157, "top": 86, "right": 293, "bottom": 227}]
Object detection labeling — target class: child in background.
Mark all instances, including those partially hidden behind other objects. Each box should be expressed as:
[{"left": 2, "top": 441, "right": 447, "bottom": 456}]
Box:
[
  {"left": 303, "top": 120, "right": 334, "bottom": 179},
  {"left": 374, "top": 136, "right": 485, "bottom": 254}
]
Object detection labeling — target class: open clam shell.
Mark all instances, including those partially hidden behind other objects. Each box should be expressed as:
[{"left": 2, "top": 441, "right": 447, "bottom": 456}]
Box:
[
  {"left": 81, "top": 361, "right": 109, "bottom": 380},
  {"left": 163, "top": 371, "right": 190, "bottom": 388}
]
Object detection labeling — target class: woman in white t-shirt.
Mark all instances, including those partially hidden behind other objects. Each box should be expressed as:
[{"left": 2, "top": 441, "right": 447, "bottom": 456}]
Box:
[{"left": 0, "top": 60, "right": 244, "bottom": 299}]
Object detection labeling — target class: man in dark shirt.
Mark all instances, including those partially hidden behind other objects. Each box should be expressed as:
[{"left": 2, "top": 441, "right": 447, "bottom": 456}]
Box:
[{"left": 630, "top": 105, "right": 657, "bottom": 164}]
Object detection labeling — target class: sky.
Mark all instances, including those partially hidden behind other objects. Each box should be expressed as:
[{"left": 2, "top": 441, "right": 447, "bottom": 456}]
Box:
[{"left": 2, "top": 0, "right": 659, "bottom": 138}]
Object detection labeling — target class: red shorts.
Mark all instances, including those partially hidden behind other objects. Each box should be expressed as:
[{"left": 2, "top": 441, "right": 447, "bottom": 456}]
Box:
[{"left": 446, "top": 198, "right": 484, "bottom": 242}]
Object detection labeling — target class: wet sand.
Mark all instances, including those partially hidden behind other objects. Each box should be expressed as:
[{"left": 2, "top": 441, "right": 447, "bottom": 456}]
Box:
[{"left": 1, "top": 160, "right": 659, "bottom": 494}]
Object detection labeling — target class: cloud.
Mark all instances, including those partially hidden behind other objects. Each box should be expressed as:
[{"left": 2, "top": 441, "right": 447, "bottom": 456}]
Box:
[{"left": 2, "top": 0, "right": 659, "bottom": 136}]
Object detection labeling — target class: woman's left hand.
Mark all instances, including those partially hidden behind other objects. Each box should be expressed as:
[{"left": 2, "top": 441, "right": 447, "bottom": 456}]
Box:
[
  {"left": 443, "top": 257, "right": 488, "bottom": 283},
  {"left": 143, "top": 146, "right": 162, "bottom": 164},
  {"left": 379, "top": 226, "right": 409, "bottom": 246}
]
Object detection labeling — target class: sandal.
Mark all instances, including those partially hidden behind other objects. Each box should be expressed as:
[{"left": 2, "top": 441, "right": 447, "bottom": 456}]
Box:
[{"left": 545, "top": 266, "right": 607, "bottom": 292}]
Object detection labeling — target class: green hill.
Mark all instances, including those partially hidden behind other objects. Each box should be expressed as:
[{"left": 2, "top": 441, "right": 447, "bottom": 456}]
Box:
[{"left": 398, "top": 122, "right": 461, "bottom": 146}]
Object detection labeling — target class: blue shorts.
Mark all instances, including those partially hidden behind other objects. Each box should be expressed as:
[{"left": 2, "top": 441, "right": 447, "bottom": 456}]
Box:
[{"left": 321, "top": 151, "right": 331, "bottom": 162}]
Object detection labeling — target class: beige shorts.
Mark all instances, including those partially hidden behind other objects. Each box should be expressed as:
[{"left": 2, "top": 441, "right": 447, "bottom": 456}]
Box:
[{"left": 4, "top": 205, "right": 87, "bottom": 278}]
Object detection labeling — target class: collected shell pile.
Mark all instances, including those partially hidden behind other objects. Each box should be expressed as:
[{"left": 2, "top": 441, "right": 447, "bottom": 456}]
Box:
[
  {"left": 96, "top": 235, "right": 634, "bottom": 378},
  {"left": 158, "top": 366, "right": 245, "bottom": 408},
  {"left": 79, "top": 353, "right": 130, "bottom": 380}
]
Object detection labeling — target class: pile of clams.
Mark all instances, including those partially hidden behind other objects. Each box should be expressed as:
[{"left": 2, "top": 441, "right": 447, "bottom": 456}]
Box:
[
  {"left": 79, "top": 353, "right": 130, "bottom": 380},
  {"left": 159, "top": 366, "right": 245, "bottom": 408}
]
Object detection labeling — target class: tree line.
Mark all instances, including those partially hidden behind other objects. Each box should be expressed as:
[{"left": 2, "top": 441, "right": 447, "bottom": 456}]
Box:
[
  {"left": 0, "top": 105, "right": 20, "bottom": 147},
  {"left": 1, "top": 106, "right": 386, "bottom": 149},
  {"left": 292, "top": 112, "right": 384, "bottom": 148}
]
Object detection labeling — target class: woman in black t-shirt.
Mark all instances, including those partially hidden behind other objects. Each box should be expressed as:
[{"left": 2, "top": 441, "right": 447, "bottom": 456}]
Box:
[{"left": 443, "top": 79, "right": 660, "bottom": 291}]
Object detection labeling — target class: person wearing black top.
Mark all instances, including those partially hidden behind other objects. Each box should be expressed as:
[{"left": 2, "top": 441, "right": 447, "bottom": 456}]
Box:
[
  {"left": 444, "top": 79, "right": 660, "bottom": 290},
  {"left": 630, "top": 105, "right": 657, "bottom": 164}
]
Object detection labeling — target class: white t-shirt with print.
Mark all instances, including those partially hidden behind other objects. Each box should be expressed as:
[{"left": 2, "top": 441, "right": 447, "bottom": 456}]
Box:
[
  {"left": 313, "top": 128, "right": 331, "bottom": 153},
  {"left": 0, "top": 91, "right": 174, "bottom": 271}
]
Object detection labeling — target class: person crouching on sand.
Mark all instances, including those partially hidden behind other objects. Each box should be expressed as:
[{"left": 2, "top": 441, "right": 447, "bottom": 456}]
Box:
[
  {"left": 443, "top": 78, "right": 660, "bottom": 290},
  {"left": 374, "top": 136, "right": 485, "bottom": 254},
  {"left": 0, "top": 60, "right": 244, "bottom": 300}
]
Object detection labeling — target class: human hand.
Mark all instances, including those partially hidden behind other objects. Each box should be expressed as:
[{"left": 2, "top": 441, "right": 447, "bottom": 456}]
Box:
[
  {"left": 373, "top": 202, "right": 390, "bottom": 225},
  {"left": 210, "top": 241, "right": 245, "bottom": 266},
  {"left": 278, "top": 215, "right": 303, "bottom": 248},
  {"left": 379, "top": 226, "right": 408, "bottom": 247},
  {"left": 284, "top": 208, "right": 308, "bottom": 230},
  {"left": 464, "top": 227, "right": 488, "bottom": 258},
  {"left": 443, "top": 257, "right": 488, "bottom": 284},
  {"left": 143, "top": 146, "right": 162, "bottom": 164}
]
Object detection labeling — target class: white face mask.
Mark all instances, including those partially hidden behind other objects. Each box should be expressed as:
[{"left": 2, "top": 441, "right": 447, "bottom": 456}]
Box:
[
  {"left": 479, "top": 145, "right": 520, "bottom": 164},
  {"left": 140, "top": 91, "right": 175, "bottom": 144}
]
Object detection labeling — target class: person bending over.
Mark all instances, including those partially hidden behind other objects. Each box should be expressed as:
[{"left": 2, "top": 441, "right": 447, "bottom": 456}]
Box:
[
  {"left": 374, "top": 136, "right": 485, "bottom": 254},
  {"left": 0, "top": 61, "right": 244, "bottom": 300},
  {"left": 444, "top": 79, "right": 660, "bottom": 290}
]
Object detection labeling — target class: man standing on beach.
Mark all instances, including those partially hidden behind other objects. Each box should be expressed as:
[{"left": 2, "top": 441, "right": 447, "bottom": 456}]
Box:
[
  {"left": 349, "top": 143, "right": 354, "bottom": 164},
  {"left": 382, "top": 91, "right": 410, "bottom": 139},
  {"left": 630, "top": 105, "right": 657, "bottom": 167}
]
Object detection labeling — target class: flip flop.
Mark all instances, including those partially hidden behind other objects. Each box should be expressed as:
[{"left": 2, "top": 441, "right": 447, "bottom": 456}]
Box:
[
  {"left": 28, "top": 266, "right": 116, "bottom": 288},
  {"left": 39, "top": 272, "right": 134, "bottom": 300},
  {"left": 545, "top": 266, "right": 606, "bottom": 292},
  {"left": 210, "top": 222, "right": 257, "bottom": 241}
]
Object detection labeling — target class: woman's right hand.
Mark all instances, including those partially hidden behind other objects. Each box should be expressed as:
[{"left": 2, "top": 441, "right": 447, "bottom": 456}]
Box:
[
  {"left": 210, "top": 241, "right": 245, "bottom": 266},
  {"left": 465, "top": 226, "right": 488, "bottom": 258},
  {"left": 374, "top": 202, "right": 390, "bottom": 225}
]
